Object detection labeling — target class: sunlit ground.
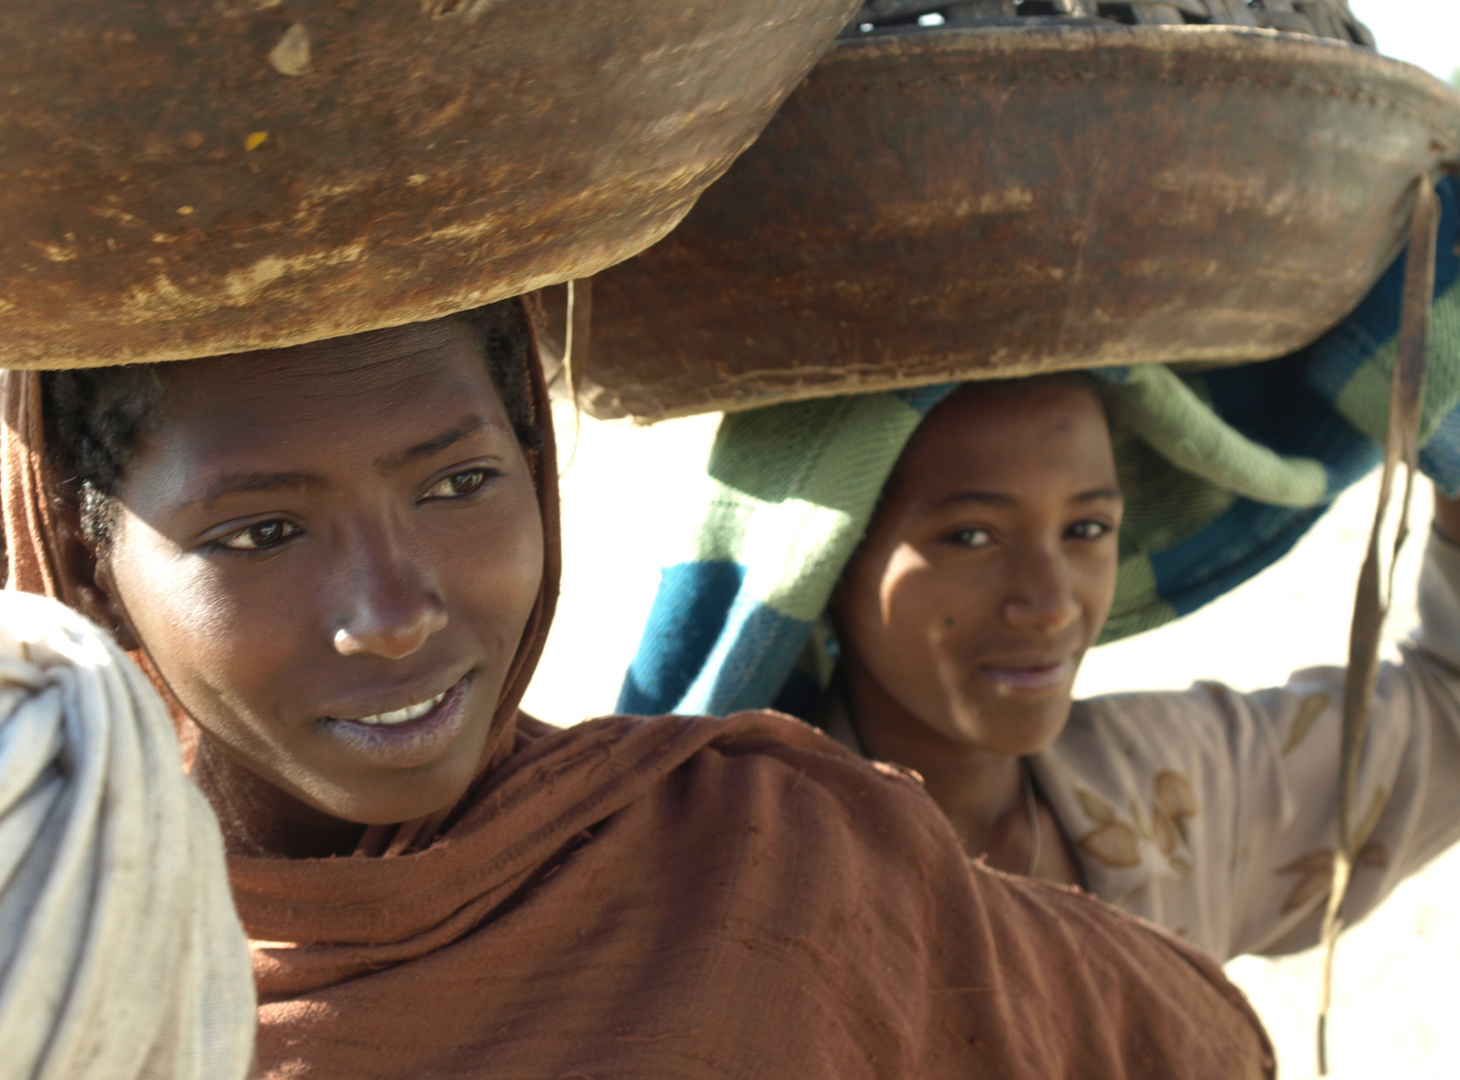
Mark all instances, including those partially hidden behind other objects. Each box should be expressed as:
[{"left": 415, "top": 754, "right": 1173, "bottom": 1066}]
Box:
[{"left": 523, "top": 405, "right": 1460, "bottom": 1079}]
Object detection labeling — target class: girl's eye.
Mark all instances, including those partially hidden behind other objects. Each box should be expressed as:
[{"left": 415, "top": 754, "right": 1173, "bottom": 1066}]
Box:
[
  {"left": 423, "top": 468, "right": 491, "bottom": 501},
  {"left": 950, "top": 527, "right": 993, "bottom": 548},
  {"left": 218, "top": 520, "right": 300, "bottom": 551},
  {"left": 1067, "top": 520, "right": 1112, "bottom": 541}
]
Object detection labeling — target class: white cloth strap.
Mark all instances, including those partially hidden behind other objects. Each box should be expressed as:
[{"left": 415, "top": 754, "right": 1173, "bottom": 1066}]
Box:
[{"left": 0, "top": 591, "right": 255, "bottom": 1080}]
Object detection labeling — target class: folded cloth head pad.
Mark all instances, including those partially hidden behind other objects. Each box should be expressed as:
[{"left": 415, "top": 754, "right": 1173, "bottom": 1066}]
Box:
[{"left": 0, "top": 591, "right": 256, "bottom": 1080}]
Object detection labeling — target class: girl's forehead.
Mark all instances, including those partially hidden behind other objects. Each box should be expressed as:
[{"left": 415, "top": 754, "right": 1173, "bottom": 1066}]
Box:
[
  {"left": 125, "top": 324, "right": 509, "bottom": 490},
  {"left": 151, "top": 327, "right": 498, "bottom": 441},
  {"left": 165, "top": 320, "right": 485, "bottom": 403},
  {"left": 891, "top": 381, "right": 1116, "bottom": 502}
]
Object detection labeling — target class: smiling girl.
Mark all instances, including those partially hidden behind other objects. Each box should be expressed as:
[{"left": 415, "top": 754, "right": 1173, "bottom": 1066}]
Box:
[
  {"left": 825, "top": 377, "right": 1123, "bottom": 887},
  {"left": 625, "top": 372, "right": 1460, "bottom": 961},
  {"left": 43, "top": 311, "right": 546, "bottom": 857}
]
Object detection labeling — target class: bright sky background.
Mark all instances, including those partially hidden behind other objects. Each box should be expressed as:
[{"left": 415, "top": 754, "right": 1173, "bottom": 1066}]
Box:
[{"left": 1348, "top": 0, "right": 1458, "bottom": 82}]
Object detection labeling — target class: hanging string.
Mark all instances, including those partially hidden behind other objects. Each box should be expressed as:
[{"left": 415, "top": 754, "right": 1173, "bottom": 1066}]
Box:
[
  {"left": 1317, "top": 172, "right": 1438, "bottom": 1076},
  {"left": 559, "top": 277, "right": 592, "bottom": 475}
]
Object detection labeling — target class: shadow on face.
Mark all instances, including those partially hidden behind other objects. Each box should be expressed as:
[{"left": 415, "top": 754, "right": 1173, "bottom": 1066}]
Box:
[
  {"left": 832, "top": 377, "right": 1122, "bottom": 758},
  {"left": 81, "top": 317, "right": 545, "bottom": 831}
]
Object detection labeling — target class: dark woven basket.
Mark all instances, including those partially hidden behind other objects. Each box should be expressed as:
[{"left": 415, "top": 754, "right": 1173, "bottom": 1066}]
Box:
[{"left": 845, "top": 0, "right": 1371, "bottom": 45}]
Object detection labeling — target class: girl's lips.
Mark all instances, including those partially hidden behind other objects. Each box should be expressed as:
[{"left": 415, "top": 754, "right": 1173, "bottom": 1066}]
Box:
[
  {"left": 317, "top": 672, "right": 475, "bottom": 769},
  {"left": 979, "top": 659, "right": 1073, "bottom": 695}
]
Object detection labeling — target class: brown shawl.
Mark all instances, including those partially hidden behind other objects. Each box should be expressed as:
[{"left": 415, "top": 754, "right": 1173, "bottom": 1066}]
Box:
[{"left": 0, "top": 316, "right": 1275, "bottom": 1079}]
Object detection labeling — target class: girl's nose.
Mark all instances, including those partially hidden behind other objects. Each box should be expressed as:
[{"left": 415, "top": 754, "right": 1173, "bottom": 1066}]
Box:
[
  {"left": 333, "top": 601, "right": 448, "bottom": 660},
  {"left": 1001, "top": 548, "right": 1080, "bottom": 633},
  {"left": 329, "top": 526, "right": 448, "bottom": 660}
]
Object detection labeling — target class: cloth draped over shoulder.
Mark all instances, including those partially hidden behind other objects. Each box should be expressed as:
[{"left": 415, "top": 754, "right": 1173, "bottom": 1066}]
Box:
[
  {"left": 0, "top": 301, "right": 1275, "bottom": 1078},
  {"left": 0, "top": 589, "right": 256, "bottom": 1080},
  {"left": 619, "top": 174, "right": 1460, "bottom": 720}
]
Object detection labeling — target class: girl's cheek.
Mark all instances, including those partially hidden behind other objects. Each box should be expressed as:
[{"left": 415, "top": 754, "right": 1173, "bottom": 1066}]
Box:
[{"left": 132, "top": 560, "right": 297, "bottom": 709}]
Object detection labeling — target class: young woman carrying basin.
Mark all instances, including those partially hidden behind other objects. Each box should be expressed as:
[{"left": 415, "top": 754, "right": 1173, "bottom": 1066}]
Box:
[{"left": 622, "top": 369, "right": 1460, "bottom": 962}]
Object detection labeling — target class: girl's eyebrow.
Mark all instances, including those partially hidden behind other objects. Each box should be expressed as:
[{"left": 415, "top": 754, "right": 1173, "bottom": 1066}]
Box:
[
  {"left": 936, "top": 490, "right": 1017, "bottom": 508},
  {"left": 933, "top": 486, "right": 1121, "bottom": 509},
  {"left": 178, "top": 415, "right": 497, "bottom": 512},
  {"left": 373, "top": 414, "right": 491, "bottom": 473},
  {"left": 185, "top": 471, "right": 324, "bottom": 512}
]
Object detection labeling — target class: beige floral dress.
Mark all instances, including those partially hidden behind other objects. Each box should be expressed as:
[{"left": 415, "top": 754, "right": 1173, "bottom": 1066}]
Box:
[{"left": 1031, "top": 530, "right": 1460, "bottom": 960}]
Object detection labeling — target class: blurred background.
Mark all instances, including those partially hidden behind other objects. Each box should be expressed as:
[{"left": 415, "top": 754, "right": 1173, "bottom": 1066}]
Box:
[
  {"left": 521, "top": 3, "right": 1459, "bottom": 1075},
  {"left": 1349, "top": 0, "right": 1458, "bottom": 87}
]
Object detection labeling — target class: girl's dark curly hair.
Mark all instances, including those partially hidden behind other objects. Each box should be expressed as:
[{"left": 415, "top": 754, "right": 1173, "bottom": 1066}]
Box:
[{"left": 41, "top": 299, "right": 541, "bottom": 545}]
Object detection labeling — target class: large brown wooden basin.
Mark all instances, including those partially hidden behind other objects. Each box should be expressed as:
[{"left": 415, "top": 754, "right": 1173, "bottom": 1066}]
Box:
[{"left": 0, "top": 0, "right": 860, "bottom": 368}]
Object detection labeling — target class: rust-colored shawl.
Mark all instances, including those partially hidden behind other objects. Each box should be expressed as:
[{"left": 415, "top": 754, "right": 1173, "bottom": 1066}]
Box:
[{"left": 0, "top": 319, "right": 1275, "bottom": 1079}]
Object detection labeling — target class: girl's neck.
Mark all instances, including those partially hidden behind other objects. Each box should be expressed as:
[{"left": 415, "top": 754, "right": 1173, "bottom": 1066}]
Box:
[
  {"left": 836, "top": 663, "right": 1031, "bottom": 872},
  {"left": 191, "top": 734, "right": 365, "bottom": 859}
]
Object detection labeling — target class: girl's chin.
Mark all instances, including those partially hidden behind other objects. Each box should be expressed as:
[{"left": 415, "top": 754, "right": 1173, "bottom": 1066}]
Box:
[
  {"left": 946, "top": 697, "right": 1074, "bottom": 757},
  {"left": 296, "top": 710, "right": 502, "bottom": 825},
  {"left": 305, "top": 764, "right": 481, "bottom": 829}
]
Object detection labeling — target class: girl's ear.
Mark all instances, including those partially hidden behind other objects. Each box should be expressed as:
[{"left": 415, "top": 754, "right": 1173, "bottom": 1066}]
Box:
[{"left": 54, "top": 504, "right": 140, "bottom": 653}]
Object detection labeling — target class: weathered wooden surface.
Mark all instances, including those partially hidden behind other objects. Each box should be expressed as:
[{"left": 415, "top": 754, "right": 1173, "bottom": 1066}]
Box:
[
  {"left": 581, "top": 25, "right": 1460, "bottom": 422},
  {"left": 0, "top": 0, "right": 860, "bottom": 368}
]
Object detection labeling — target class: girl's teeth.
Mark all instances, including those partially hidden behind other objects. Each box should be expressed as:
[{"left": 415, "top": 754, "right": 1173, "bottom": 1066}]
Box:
[{"left": 353, "top": 690, "right": 447, "bottom": 726}]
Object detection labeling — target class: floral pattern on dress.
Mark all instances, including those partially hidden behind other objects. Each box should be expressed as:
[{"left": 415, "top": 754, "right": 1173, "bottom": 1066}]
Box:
[
  {"left": 1074, "top": 770, "right": 1198, "bottom": 874},
  {"left": 1273, "top": 785, "right": 1390, "bottom": 915}
]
